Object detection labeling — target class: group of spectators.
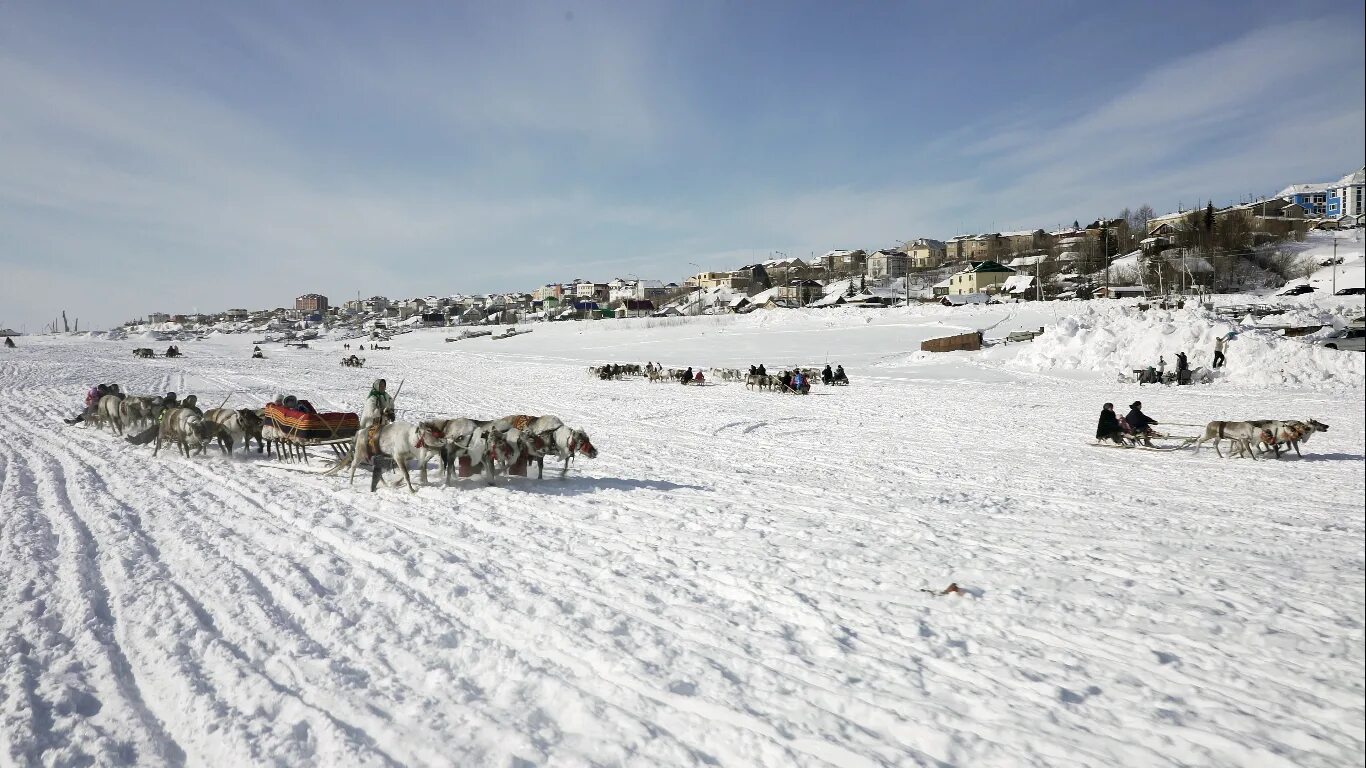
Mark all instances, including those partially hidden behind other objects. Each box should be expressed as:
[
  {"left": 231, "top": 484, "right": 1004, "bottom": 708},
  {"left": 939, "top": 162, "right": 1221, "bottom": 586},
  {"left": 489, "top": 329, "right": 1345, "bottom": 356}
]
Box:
[{"left": 1138, "top": 333, "right": 1235, "bottom": 385}]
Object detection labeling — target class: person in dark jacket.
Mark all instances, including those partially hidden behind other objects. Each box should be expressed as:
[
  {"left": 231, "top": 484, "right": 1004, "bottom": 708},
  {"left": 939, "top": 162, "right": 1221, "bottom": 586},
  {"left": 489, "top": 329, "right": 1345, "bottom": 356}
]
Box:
[
  {"left": 756, "top": 364, "right": 766, "bottom": 377},
  {"left": 821, "top": 364, "right": 834, "bottom": 385},
  {"left": 1095, "top": 403, "right": 1124, "bottom": 444},
  {"left": 1125, "top": 401, "right": 1159, "bottom": 446},
  {"left": 680, "top": 366, "right": 693, "bottom": 385},
  {"left": 834, "top": 365, "right": 848, "bottom": 384}
]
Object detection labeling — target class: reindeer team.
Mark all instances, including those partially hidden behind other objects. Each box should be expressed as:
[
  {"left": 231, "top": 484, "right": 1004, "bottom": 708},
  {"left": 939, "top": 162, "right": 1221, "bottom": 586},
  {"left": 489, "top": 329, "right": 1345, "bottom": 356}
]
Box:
[{"left": 71, "top": 378, "right": 597, "bottom": 493}]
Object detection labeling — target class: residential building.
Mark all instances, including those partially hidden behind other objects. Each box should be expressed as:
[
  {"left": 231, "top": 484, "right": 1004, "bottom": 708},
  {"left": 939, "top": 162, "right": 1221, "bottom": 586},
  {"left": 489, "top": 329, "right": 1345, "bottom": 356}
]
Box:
[
  {"left": 225, "top": 308, "right": 250, "bottom": 321},
  {"left": 1326, "top": 167, "right": 1365, "bottom": 218},
  {"left": 687, "top": 272, "right": 732, "bottom": 290},
  {"left": 1000, "top": 274, "right": 1036, "bottom": 299},
  {"left": 946, "top": 233, "right": 1005, "bottom": 263},
  {"left": 819, "top": 249, "right": 867, "bottom": 276},
  {"left": 866, "top": 249, "right": 909, "bottom": 280},
  {"left": 295, "top": 294, "right": 329, "bottom": 313},
  {"left": 777, "top": 280, "right": 824, "bottom": 307},
  {"left": 762, "top": 257, "right": 816, "bottom": 285},
  {"left": 146, "top": 312, "right": 170, "bottom": 324},
  {"left": 947, "top": 261, "right": 1015, "bottom": 295},
  {"left": 907, "top": 238, "right": 947, "bottom": 269},
  {"left": 734, "top": 264, "right": 773, "bottom": 293},
  {"left": 575, "top": 282, "right": 609, "bottom": 301},
  {"left": 1278, "top": 168, "right": 1364, "bottom": 217},
  {"left": 999, "top": 229, "right": 1050, "bottom": 255},
  {"left": 614, "top": 299, "right": 655, "bottom": 318},
  {"left": 1085, "top": 218, "right": 1129, "bottom": 247}
]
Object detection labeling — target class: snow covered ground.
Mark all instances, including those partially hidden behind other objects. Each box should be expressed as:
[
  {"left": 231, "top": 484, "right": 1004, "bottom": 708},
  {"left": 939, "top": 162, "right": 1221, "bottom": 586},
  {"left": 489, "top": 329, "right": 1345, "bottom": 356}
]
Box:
[{"left": 1, "top": 298, "right": 1363, "bottom": 767}]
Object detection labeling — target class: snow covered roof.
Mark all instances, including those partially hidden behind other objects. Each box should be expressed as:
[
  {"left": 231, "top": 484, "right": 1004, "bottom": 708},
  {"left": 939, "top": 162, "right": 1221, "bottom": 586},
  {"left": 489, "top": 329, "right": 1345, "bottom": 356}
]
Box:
[
  {"left": 932, "top": 278, "right": 951, "bottom": 288},
  {"left": 1005, "top": 255, "right": 1047, "bottom": 268},
  {"left": 960, "top": 260, "right": 1015, "bottom": 274},
  {"left": 822, "top": 279, "right": 854, "bottom": 297},
  {"left": 1163, "top": 255, "right": 1214, "bottom": 273},
  {"left": 1277, "top": 182, "right": 1334, "bottom": 197},
  {"left": 809, "top": 291, "right": 845, "bottom": 307},
  {"left": 1000, "top": 230, "right": 1041, "bottom": 238},
  {"left": 748, "top": 287, "right": 781, "bottom": 304},
  {"left": 1002, "top": 275, "right": 1035, "bottom": 294}
]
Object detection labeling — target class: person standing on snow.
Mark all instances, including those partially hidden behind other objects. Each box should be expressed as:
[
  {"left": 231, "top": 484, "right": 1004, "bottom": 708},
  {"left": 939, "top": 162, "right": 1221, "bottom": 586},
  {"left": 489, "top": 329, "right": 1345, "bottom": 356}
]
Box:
[{"left": 1213, "top": 332, "right": 1233, "bottom": 369}]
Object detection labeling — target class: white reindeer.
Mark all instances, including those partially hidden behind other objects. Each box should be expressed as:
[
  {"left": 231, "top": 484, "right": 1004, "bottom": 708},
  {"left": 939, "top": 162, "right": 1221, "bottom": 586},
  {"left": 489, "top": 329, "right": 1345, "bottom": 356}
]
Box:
[{"left": 339, "top": 420, "right": 448, "bottom": 492}]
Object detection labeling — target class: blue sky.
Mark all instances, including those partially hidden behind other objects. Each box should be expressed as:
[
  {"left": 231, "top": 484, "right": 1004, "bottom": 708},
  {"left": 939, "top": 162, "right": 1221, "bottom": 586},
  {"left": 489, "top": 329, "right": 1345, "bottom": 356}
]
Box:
[{"left": 2, "top": 1, "right": 1363, "bottom": 331}]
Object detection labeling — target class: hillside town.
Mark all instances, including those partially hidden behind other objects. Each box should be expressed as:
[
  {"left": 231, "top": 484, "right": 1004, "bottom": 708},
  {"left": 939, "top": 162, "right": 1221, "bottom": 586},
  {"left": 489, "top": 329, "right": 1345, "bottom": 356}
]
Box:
[{"left": 119, "top": 167, "right": 1364, "bottom": 336}]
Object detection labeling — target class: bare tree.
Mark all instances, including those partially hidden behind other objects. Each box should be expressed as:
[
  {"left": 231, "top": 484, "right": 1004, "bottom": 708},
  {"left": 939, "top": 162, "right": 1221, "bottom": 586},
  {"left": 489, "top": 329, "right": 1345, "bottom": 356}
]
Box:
[{"left": 1127, "top": 205, "right": 1155, "bottom": 237}]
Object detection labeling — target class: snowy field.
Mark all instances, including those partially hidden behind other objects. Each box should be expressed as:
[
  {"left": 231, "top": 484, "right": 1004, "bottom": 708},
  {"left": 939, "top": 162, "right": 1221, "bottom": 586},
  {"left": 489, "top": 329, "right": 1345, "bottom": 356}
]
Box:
[{"left": 2, "top": 298, "right": 1364, "bottom": 767}]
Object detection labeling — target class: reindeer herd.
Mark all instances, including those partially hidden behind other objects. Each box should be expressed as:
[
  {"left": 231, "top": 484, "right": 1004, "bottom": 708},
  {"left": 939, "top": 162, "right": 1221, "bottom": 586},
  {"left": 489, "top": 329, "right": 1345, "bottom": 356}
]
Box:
[
  {"left": 72, "top": 385, "right": 597, "bottom": 493},
  {"left": 325, "top": 413, "right": 598, "bottom": 493},
  {"left": 590, "top": 362, "right": 847, "bottom": 392}
]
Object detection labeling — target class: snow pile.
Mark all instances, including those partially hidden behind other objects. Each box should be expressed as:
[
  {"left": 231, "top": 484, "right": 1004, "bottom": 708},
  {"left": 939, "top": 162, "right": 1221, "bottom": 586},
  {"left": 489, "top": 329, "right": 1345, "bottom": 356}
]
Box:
[{"left": 1008, "top": 303, "right": 1365, "bottom": 390}]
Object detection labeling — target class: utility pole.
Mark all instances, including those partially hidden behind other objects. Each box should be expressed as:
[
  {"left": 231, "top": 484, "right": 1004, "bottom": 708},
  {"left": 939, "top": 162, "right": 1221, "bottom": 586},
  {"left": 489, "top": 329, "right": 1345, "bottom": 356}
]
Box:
[{"left": 1332, "top": 232, "right": 1338, "bottom": 295}]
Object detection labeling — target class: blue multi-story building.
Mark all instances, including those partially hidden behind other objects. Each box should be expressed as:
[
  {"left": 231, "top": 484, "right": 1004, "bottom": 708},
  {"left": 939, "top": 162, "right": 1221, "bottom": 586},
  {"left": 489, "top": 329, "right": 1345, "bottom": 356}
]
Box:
[{"left": 1278, "top": 167, "right": 1364, "bottom": 219}]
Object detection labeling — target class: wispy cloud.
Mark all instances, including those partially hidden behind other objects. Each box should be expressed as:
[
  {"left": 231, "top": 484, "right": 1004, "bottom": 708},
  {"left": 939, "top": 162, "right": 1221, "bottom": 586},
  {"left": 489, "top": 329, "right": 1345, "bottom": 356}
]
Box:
[{"left": 0, "top": 6, "right": 1362, "bottom": 332}]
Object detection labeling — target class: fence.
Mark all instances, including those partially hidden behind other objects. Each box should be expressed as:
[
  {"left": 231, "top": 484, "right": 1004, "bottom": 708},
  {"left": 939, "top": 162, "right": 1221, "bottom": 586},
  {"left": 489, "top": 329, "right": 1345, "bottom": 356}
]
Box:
[{"left": 920, "top": 331, "right": 983, "bottom": 353}]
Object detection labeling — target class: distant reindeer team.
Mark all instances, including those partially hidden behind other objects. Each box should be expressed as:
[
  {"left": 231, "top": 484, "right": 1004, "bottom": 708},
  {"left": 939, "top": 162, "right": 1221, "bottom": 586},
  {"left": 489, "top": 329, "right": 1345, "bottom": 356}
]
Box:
[{"left": 591, "top": 361, "right": 849, "bottom": 393}]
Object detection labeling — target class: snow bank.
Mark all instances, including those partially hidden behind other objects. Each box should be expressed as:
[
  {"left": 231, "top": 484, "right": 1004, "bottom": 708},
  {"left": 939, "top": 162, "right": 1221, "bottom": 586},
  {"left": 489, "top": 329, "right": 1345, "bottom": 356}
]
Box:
[{"left": 1007, "top": 302, "right": 1365, "bottom": 390}]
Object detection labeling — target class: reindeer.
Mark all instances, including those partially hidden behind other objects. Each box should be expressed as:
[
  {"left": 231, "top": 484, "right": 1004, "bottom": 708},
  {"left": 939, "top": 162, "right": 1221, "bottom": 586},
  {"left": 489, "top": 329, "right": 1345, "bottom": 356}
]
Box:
[
  {"left": 417, "top": 418, "right": 512, "bottom": 486},
  {"left": 119, "top": 396, "right": 156, "bottom": 432},
  {"left": 153, "top": 407, "right": 213, "bottom": 458},
  {"left": 1187, "top": 421, "right": 1266, "bottom": 459},
  {"left": 93, "top": 394, "right": 127, "bottom": 434},
  {"left": 335, "top": 420, "right": 448, "bottom": 492},
  {"left": 203, "top": 407, "right": 263, "bottom": 455},
  {"left": 523, "top": 416, "right": 598, "bottom": 479},
  {"left": 487, "top": 415, "right": 598, "bottom": 479}
]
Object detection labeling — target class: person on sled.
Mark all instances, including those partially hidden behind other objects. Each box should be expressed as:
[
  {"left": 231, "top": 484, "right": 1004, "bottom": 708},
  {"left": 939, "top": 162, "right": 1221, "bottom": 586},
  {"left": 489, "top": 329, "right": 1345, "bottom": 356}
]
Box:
[
  {"left": 821, "top": 364, "right": 833, "bottom": 385},
  {"left": 833, "top": 365, "right": 848, "bottom": 384},
  {"left": 361, "top": 379, "right": 394, "bottom": 428},
  {"left": 1124, "top": 400, "right": 1160, "bottom": 447},
  {"left": 693, "top": 369, "right": 706, "bottom": 384},
  {"left": 792, "top": 370, "right": 810, "bottom": 394},
  {"left": 65, "top": 383, "right": 108, "bottom": 424},
  {"left": 680, "top": 367, "right": 694, "bottom": 385},
  {"left": 1095, "top": 403, "right": 1125, "bottom": 445}
]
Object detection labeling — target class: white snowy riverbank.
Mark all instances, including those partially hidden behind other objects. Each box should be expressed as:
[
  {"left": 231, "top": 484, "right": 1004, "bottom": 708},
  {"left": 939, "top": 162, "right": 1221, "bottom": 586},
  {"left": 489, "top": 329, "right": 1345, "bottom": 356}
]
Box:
[{"left": 1, "top": 300, "right": 1363, "bottom": 767}]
